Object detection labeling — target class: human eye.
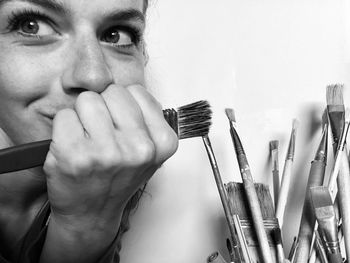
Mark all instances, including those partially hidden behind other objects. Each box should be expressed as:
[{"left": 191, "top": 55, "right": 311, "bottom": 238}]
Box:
[
  {"left": 6, "top": 9, "right": 58, "bottom": 39},
  {"left": 101, "top": 26, "right": 142, "bottom": 51}
]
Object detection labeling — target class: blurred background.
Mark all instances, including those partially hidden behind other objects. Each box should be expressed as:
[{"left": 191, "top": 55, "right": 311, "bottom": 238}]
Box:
[{"left": 120, "top": 0, "right": 350, "bottom": 262}]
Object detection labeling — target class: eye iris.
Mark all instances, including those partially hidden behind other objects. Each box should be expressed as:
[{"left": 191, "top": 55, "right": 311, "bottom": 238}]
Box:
[
  {"left": 21, "top": 20, "right": 39, "bottom": 34},
  {"left": 106, "top": 30, "right": 120, "bottom": 43}
]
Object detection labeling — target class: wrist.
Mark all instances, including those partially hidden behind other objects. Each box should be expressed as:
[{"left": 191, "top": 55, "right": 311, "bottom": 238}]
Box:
[{"left": 40, "top": 214, "right": 121, "bottom": 263}]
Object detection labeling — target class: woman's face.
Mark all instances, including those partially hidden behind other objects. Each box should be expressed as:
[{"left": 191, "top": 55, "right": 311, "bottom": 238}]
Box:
[{"left": 0, "top": 0, "right": 146, "bottom": 145}]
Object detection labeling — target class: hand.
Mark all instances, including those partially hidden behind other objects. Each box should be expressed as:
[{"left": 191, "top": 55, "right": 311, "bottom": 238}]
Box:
[{"left": 41, "top": 84, "right": 178, "bottom": 261}]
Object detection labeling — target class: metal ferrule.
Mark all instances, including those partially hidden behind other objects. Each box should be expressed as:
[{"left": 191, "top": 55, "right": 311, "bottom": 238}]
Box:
[
  {"left": 328, "top": 110, "right": 344, "bottom": 147},
  {"left": 286, "top": 130, "right": 296, "bottom": 161},
  {"left": 314, "top": 123, "right": 328, "bottom": 163},
  {"left": 327, "top": 241, "right": 342, "bottom": 254}
]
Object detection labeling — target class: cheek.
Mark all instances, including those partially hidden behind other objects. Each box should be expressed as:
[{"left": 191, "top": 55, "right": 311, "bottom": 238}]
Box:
[
  {"left": 0, "top": 48, "right": 55, "bottom": 103},
  {"left": 109, "top": 57, "right": 145, "bottom": 87}
]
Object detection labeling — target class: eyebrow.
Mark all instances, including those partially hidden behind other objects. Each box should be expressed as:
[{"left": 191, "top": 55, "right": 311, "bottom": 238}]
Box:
[
  {"left": 0, "top": 0, "right": 69, "bottom": 14},
  {"left": 0, "top": 0, "right": 145, "bottom": 24},
  {"left": 104, "top": 9, "right": 145, "bottom": 25}
]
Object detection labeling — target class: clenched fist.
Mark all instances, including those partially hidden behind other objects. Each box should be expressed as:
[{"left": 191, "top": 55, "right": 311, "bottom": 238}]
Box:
[{"left": 41, "top": 84, "right": 178, "bottom": 263}]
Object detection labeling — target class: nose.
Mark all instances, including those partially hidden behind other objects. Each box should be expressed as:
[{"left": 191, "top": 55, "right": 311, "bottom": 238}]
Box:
[{"left": 62, "top": 33, "right": 113, "bottom": 94}]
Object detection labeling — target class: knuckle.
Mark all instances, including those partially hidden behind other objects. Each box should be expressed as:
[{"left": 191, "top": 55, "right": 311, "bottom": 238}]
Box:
[
  {"left": 129, "top": 138, "right": 156, "bottom": 166},
  {"left": 97, "top": 147, "right": 121, "bottom": 168},
  {"left": 75, "top": 91, "right": 100, "bottom": 107},
  {"left": 67, "top": 154, "right": 93, "bottom": 176},
  {"left": 156, "top": 128, "right": 179, "bottom": 161}
]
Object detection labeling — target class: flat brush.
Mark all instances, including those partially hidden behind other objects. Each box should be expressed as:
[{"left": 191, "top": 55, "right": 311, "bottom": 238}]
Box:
[
  {"left": 0, "top": 100, "right": 212, "bottom": 174},
  {"left": 326, "top": 84, "right": 350, "bottom": 259},
  {"left": 294, "top": 110, "right": 328, "bottom": 263},
  {"left": 276, "top": 119, "right": 299, "bottom": 228},
  {"left": 225, "top": 108, "right": 273, "bottom": 263},
  {"left": 226, "top": 182, "right": 279, "bottom": 262},
  {"left": 310, "top": 186, "right": 342, "bottom": 263},
  {"left": 202, "top": 135, "right": 242, "bottom": 262},
  {"left": 327, "top": 108, "right": 350, "bottom": 198},
  {"left": 270, "top": 140, "right": 280, "bottom": 208}
]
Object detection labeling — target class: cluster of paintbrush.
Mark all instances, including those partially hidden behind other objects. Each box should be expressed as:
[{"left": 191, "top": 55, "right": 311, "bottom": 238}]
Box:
[{"left": 203, "top": 84, "right": 350, "bottom": 263}]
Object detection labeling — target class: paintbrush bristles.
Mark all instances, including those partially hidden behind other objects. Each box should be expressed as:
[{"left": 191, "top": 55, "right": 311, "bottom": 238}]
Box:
[
  {"left": 326, "top": 84, "right": 344, "bottom": 106},
  {"left": 176, "top": 100, "right": 212, "bottom": 139},
  {"left": 310, "top": 186, "right": 333, "bottom": 209},
  {"left": 270, "top": 140, "right": 279, "bottom": 151},
  {"left": 292, "top": 119, "right": 299, "bottom": 132},
  {"left": 225, "top": 108, "right": 236, "bottom": 123}
]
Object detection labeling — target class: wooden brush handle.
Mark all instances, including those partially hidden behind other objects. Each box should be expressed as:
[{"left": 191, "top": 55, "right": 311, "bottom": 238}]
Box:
[
  {"left": 336, "top": 149, "right": 350, "bottom": 259},
  {"left": 294, "top": 160, "right": 326, "bottom": 263},
  {"left": 276, "top": 159, "right": 293, "bottom": 227},
  {"left": 242, "top": 175, "right": 273, "bottom": 263}
]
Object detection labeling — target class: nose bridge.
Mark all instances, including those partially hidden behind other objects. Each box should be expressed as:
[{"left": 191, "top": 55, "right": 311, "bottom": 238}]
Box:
[{"left": 64, "top": 29, "right": 113, "bottom": 93}]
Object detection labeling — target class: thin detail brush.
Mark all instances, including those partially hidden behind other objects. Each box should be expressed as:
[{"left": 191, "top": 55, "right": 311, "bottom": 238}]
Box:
[
  {"left": 232, "top": 214, "right": 253, "bottom": 263},
  {"left": 276, "top": 119, "right": 299, "bottom": 228},
  {"left": 288, "top": 237, "right": 298, "bottom": 262},
  {"left": 270, "top": 140, "right": 280, "bottom": 208},
  {"left": 202, "top": 135, "right": 242, "bottom": 262},
  {"left": 0, "top": 100, "right": 212, "bottom": 174},
  {"left": 225, "top": 108, "right": 273, "bottom": 263},
  {"left": 315, "top": 231, "right": 329, "bottom": 263},
  {"left": 294, "top": 110, "right": 328, "bottom": 263}
]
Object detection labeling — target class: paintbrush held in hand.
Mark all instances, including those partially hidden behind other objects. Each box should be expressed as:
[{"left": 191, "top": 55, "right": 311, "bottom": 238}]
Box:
[{"left": 0, "top": 100, "right": 212, "bottom": 174}]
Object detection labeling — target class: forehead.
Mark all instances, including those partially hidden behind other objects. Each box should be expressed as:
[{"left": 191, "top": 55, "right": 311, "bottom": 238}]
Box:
[{"left": 0, "top": 0, "right": 145, "bottom": 14}]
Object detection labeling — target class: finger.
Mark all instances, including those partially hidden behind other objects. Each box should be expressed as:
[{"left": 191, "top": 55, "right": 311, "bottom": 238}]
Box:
[
  {"left": 74, "top": 91, "right": 115, "bottom": 142},
  {"left": 126, "top": 85, "right": 178, "bottom": 163},
  {"left": 51, "top": 108, "right": 84, "bottom": 147},
  {"left": 101, "top": 84, "right": 146, "bottom": 131}
]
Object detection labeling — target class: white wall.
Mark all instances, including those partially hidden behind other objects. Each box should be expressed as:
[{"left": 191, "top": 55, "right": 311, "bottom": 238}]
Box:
[{"left": 120, "top": 1, "right": 350, "bottom": 262}]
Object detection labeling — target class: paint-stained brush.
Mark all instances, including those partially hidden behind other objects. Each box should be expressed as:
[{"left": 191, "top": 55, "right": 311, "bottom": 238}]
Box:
[
  {"left": 326, "top": 84, "right": 350, "bottom": 258},
  {"left": 294, "top": 110, "right": 328, "bottom": 263},
  {"left": 276, "top": 119, "right": 299, "bottom": 228},
  {"left": 310, "top": 186, "right": 342, "bottom": 263},
  {"left": 202, "top": 135, "right": 242, "bottom": 262},
  {"left": 270, "top": 140, "right": 280, "bottom": 208},
  {"left": 225, "top": 109, "right": 274, "bottom": 263},
  {"left": 226, "top": 182, "right": 278, "bottom": 263},
  {"left": 0, "top": 100, "right": 212, "bottom": 174},
  {"left": 327, "top": 108, "right": 350, "bottom": 198}
]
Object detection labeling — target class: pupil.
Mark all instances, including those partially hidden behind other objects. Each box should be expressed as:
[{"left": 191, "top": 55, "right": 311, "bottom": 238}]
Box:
[
  {"left": 107, "top": 30, "right": 120, "bottom": 43},
  {"left": 22, "top": 20, "right": 39, "bottom": 34}
]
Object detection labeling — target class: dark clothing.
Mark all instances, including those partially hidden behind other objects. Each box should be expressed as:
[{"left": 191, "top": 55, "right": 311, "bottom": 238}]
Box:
[{"left": 0, "top": 201, "right": 120, "bottom": 263}]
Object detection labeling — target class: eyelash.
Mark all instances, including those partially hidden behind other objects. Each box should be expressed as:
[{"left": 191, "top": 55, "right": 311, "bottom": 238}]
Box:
[
  {"left": 6, "top": 9, "right": 54, "bottom": 35},
  {"left": 5, "top": 8, "right": 143, "bottom": 50}
]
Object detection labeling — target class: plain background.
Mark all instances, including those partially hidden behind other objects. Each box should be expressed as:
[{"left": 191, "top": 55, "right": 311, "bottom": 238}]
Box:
[{"left": 120, "top": 1, "right": 350, "bottom": 262}]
